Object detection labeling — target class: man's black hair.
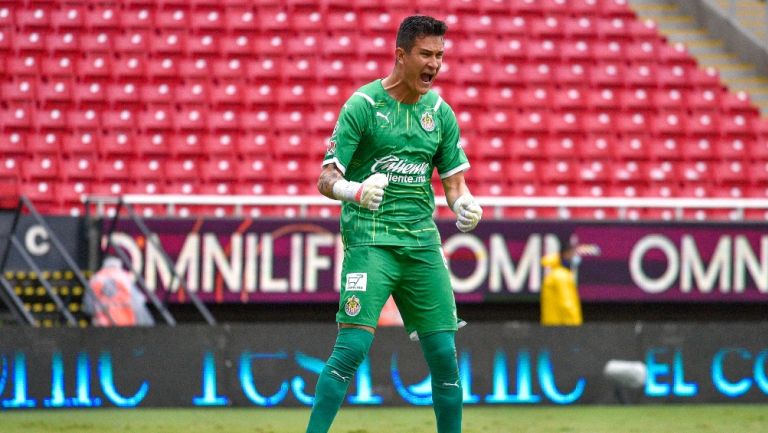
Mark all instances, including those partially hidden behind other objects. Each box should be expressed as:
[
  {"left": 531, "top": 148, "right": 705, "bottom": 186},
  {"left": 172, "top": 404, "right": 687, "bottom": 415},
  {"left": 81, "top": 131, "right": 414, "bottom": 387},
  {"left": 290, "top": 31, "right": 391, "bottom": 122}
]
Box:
[{"left": 396, "top": 15, "right": 447, "bottom": 54}]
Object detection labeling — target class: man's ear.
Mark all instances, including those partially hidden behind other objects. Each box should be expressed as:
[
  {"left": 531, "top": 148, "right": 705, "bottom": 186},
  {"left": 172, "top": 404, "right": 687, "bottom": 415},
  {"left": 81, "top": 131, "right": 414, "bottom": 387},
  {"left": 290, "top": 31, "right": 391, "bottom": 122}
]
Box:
[{"left": 395, "top": 47, "right": 405, "bottom": 64}]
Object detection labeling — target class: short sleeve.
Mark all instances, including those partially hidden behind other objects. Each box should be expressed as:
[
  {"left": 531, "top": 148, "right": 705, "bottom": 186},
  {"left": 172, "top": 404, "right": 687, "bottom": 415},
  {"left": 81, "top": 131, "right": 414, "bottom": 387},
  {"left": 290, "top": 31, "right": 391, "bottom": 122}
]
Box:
[
  {"left": 433, "top": 102, "right": 470, "bottom": 178},
  {"left": 321, "top": 94, "right": 371, "bottom": 174}
]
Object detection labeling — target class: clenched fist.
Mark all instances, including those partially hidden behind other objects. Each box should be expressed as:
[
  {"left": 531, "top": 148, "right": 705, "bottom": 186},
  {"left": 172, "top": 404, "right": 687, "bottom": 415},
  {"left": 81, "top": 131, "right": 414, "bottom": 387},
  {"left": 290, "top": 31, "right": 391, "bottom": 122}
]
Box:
[
  {"left": 356, "top": 173, "right": 389, "bottom": 211},
  {"left": 452, "top": 194, "right": 482, "bottom": 232}
]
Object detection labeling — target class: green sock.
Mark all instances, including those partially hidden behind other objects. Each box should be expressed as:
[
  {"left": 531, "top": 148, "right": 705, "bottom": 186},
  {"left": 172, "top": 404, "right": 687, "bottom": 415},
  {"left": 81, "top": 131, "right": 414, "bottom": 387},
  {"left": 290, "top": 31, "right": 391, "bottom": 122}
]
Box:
[
  {"left": 305, "top": 328, "right": 374, "bottom": 433},
  {"left": 420, "top": 331, "right": 462, "bottom": 433}
]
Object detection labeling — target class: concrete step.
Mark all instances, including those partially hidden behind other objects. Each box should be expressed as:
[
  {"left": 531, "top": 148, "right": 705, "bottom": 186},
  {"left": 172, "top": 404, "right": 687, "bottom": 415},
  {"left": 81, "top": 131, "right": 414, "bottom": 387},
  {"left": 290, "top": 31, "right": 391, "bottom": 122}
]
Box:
[
  {"left": 676, "top": 42, "right": 729, "bottom": 58},
  {"left": 728, "top": 76, "right": 768, "bottom": 85},
  {"left": 660, "top": 28, "right": 709, "bottom": 41},
  {"left": 694, "top": 52, "right": 740, "bottom": 63},
  {"left": 652, "top": 15, "right": 695, "bottom": 25}
]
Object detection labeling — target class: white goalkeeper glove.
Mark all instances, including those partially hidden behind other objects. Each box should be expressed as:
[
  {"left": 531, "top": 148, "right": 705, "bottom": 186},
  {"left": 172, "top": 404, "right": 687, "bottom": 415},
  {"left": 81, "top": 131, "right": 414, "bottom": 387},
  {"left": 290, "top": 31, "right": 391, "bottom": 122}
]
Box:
[
  {"left": 332, "top": 173, "right": 389, "bottom": 211},
  {"left": 452, "top": 194, "right": 482, "bottom": 232}
]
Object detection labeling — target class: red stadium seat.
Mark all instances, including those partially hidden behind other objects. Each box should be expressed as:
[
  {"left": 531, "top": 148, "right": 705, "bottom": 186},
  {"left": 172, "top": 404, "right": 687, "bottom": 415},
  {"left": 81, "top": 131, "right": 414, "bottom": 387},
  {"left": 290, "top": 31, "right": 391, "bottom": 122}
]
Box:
[
  {"left": 1, "top": 105, "right": 34, "bottom": 129},
  {"left": 560, "top": 39, "right": 593, "bottom": 62},
  {"left": 201, "top": 158, "right": 238, "bottom": 182},
  {"left": 259, "top": 9, "right": 291, "bottom": 33},
  {"left": 0, "top": 156, "right": 22, "bottom": 180},
  {"left": 155, "top": 9, "right": 188, "bottom": 30},
  {"left": 174, "top": 108, "right": 208, "bottom": 131},
  {"left": 0, "top": 133, "right": 26, "bottom": 156},
  {"left": 349, "top": 60, "right": 384, "bottom": 83},
  {"left": 647, "top": 137, "right": 681, "bottom": 160},
  {"left": 62, "top": 132, "right": 98, "bottom": 156},
  {"left": 715, "top": 137, "right": 749, "bottom": 160},
  {"left": 38, "top": 79, "right": 74, "bottom": 107},
  {"left": 549, "top": 112, "right": 583, "bottom": 135},
  {"left": 13, "top": 32, "right": 47, "bottom": 54},
  {"left": 508, "top": 136, "right": 543, "bottom": 160},
  {"left": 487, "top": 62, "right": 522, "bottom": 86},
  {"left": 625, "top": 64, "right": 658, "bottom": 88},
  {"left": 114, "top": 32, "right": 149, "bottom": 54},
  {"left": 615, "top": 136, "right": 648, "bottom": 160},
  {"left": 22, "top": 156, "right": 60, "bottom": 180},
  {"left": 580, "top": 135, "right": 613, "bottom": 160},
  {"left": 475, "top": 135, "right": 508, "bottom": 159},
  {"left": 99, "top": 132, "right": 136, "bottom": 158},
  {"left": 46, "top": 33, "right": 80, "bottom": 54},
  {"left": 590, "top": 62, "right": 625, "bottom": 87},
  {"left": 2, "top": 80, "right": 37, "bottom": 103},
  {"left": 553, "top": 63, "right": 589, "bottom": 86},
  {"left": 135, "top": 133, "right": 173, "bottom": 156},
  {"left": 203, "top": 134, "right": 237, "bottom": 156},
  {"left": 680, "top": 137, "right": 716, "bottom": 160},
  {"left": 275, "top": 132, "right": 311, "bottom": 157},
  {"left": 166, "top": 133, "right": 203, "bottom": 157},
  {"left": 282, "top": 57, "right": 317, "bottom": 82},
  {"left": 191, "top": 10, "right": 224, "bottom": 32},
  {"left": 128, "top": 158, "right": 165, "bottom": 181},
  {"left": 507, "top": 159, "right": 540, "bottom": 183},
  {"left": 166, "top": 158, "right": 200, "bottom": 181},
  {"left": 120, "top": 8, "right": 153, "bottom": 29},
  {"left": 18, "top": 181, "right": 56, "bottom": 209},
  {"left": 174, "top": 82, "right": 207, "bottom": 106},
  {"left": 589, "top": 88, "right": 621, "bottom": 111},
  {"left": 96, "top": 158, "right": 132, "bottom": 182},
  {"left": 85, "top": 8, "right": 120, "bottom": 30},
  {"left": 544, "top": 136, "right": 580, "bottom": 158},
  {"left": 238, "top": 157, "right": 271, "bottom": 181},
  {"left": 51, "top": 8, "right": 86, "bottom": 30},
  {"left": 318, "top": 59, "right": 351, "bottom": 82},
  {"left": 7, "top": 55, "right": 41, "bottom": 77},
  {"left": 625, "top": 40, "right": 661, "bottom": 63},
  {"left": 27, "top": 132, "right": 62, "bottom": 155},
  {"left": 210, "top": 81, "right": 245, "bottom": 107},
  {"left": 42, "top": 57, "right": 76, "bottom": 78}
]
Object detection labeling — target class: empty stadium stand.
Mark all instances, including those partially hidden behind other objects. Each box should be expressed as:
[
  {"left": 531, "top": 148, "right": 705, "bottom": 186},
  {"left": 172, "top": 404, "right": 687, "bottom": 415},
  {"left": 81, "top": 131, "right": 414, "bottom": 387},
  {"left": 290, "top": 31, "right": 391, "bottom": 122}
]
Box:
[{"left": 0, "top": 0, "right": 767, "bottom": 220}]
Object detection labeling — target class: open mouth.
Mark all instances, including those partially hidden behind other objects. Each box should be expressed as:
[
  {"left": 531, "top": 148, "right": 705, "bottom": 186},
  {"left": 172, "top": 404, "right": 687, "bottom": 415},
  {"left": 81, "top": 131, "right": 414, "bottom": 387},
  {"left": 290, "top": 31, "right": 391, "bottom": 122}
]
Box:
[{"left": 420, "top": 73, "right": 434, "bottom": 85}]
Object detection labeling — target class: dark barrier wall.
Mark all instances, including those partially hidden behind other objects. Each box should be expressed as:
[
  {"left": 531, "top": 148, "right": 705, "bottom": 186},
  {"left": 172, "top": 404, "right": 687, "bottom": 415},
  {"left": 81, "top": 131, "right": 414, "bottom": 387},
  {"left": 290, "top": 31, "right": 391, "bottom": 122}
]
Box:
[{"left": 1, "top": 322, "right": 767, "bottom": 409}]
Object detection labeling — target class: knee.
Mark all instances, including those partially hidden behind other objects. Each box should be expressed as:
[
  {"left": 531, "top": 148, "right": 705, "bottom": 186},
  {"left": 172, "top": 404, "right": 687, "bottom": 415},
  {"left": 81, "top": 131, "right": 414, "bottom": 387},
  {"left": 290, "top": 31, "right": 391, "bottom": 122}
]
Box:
[
  {"left": 327, "top": 328, "right": 374, "bottom": 374},
  {"left": 424, "top": 344, "right": 459, "bottom": 383}
]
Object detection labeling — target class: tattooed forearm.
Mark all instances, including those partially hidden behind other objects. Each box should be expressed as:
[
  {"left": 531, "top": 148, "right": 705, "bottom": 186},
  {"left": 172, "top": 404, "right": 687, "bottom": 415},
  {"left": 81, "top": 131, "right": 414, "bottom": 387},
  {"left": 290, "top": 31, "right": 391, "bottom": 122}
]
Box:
[{"left": 317, "top": 165, "right": 344, "bottom": 199}]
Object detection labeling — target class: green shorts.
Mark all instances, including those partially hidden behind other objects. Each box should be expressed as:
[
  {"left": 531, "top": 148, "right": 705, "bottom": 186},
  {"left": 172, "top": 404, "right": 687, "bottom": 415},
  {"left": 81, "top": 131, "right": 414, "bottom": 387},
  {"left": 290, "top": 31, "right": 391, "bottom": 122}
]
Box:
[{"left": 336, "top": 244, "right": 460, "bottom": 337}]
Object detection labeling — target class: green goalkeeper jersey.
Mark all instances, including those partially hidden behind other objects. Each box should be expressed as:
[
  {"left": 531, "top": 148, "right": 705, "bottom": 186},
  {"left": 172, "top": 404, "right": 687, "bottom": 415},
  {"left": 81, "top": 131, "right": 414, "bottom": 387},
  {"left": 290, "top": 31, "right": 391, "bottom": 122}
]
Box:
[{"left": 322, "top": 79, "right": 470, "bottom": 247}]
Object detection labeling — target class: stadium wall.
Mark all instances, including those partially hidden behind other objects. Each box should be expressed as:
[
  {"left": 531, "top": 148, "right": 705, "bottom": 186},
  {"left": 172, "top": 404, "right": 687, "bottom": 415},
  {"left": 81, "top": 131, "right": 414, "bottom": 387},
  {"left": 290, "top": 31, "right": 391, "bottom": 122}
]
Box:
[{"left": 0, "top": 322, "right": 767, "bottom": 409}]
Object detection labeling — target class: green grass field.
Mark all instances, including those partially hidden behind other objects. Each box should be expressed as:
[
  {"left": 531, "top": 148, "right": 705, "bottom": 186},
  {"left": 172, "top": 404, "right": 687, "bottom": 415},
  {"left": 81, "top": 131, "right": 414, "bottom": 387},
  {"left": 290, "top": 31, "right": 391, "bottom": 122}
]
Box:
[{"left": 0, "top": 405, "right": 766, "bottom": 433}]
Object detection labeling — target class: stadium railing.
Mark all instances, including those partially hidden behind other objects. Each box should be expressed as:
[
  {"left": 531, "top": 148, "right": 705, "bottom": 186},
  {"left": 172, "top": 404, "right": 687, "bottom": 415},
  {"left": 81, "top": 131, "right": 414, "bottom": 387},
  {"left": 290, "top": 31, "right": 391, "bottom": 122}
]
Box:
[{"left": 83, "top": 194, "right": 768, "bottom": 221}]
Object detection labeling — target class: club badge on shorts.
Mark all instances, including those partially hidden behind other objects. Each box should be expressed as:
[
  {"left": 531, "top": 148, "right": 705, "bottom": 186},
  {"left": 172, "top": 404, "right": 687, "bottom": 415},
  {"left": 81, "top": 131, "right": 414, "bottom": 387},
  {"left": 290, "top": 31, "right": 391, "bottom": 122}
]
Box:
[
  {"left": 420, "top": 111, "right": 435, "bottom": 132},
  {"left": 344, "top": 295, "right": 362, "bottom": 317}
]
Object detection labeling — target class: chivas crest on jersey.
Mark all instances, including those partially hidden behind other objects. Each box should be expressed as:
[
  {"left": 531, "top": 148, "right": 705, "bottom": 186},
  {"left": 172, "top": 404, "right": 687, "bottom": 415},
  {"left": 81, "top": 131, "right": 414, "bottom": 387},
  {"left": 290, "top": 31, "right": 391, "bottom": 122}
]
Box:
[{"left": 420, "top": 111, "right": 435, "bottom": 132}]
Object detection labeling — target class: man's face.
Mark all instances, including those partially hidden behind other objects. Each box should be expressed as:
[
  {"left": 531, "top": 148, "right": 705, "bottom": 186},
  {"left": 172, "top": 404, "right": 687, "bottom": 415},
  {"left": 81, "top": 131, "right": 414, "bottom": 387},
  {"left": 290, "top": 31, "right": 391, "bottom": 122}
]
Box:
[{"left": 399, "top": 35, "right": 444, "bottom": 95}]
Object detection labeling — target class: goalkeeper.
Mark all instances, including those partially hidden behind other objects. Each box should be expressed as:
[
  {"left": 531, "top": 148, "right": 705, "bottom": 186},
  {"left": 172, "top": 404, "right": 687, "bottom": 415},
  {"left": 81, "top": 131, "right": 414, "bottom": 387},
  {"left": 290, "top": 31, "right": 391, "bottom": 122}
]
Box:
[{"left": 305, "top": 15, "right": 482, "bottom": 433}]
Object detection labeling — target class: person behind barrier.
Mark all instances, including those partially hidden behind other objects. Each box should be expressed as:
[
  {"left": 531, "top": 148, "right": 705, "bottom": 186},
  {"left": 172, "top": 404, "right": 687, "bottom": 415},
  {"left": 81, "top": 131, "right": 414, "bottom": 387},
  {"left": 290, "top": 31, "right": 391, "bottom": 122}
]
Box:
[
  {"left": 540, "top": 239, "right": 583, "bottom": 326},
  {"left": 83, "top": 256, "right": 155, "bottom": 327}
]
